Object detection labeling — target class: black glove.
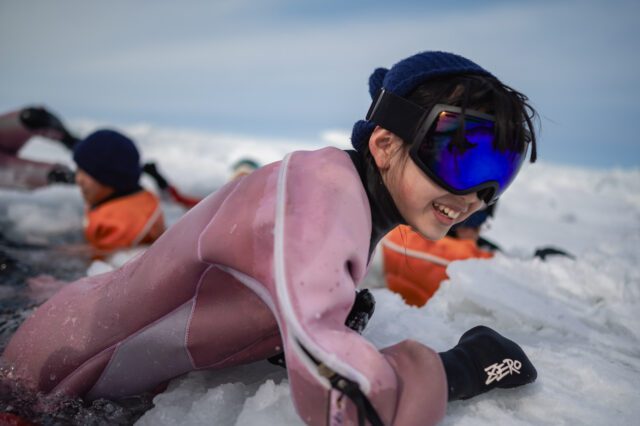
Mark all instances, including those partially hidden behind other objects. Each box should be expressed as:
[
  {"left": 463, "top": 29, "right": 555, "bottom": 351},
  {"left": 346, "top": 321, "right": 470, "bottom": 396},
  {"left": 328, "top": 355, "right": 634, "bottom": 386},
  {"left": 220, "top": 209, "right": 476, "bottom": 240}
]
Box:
[
  {"left": 19, "top": 106, "right": 79, "bottom": 150},
  {"left": 142, "top": 162, "right": 169, "bottom": 190},
  {"left": 534, "top": 246, "right": 575, "bottom": 260},
  {"left": 268, "top": 289, "right": 376, "bottom": 368},
  {"left": 439, "top": 325, "right": 537, "bottom": 401},
  {"left": 345, "top": 288, "right": 376, "bottom": 334},
  {"left": 47, "top": 164, "right": 75, "bottom": 184}
]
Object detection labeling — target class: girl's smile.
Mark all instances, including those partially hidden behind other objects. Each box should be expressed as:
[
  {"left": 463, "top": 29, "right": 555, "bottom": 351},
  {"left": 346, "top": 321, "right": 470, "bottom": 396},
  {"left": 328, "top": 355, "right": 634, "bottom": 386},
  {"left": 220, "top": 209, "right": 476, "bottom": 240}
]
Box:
[
  {"left": 428, "top": 193, "right": 482, "bottom": 230},
  {"left": 432, "top": 201, "right": 465, "bottom": 224},
  {"left": 433, "top": 200, "right": 467, "bottom": 221}
]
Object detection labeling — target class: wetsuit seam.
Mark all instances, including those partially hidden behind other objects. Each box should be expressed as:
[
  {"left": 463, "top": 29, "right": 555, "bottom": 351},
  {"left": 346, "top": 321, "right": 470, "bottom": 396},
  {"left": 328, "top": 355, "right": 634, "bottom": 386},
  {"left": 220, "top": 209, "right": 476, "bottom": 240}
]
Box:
[{"left": 184, "top": 264, "right": 216, "bottom": 369}]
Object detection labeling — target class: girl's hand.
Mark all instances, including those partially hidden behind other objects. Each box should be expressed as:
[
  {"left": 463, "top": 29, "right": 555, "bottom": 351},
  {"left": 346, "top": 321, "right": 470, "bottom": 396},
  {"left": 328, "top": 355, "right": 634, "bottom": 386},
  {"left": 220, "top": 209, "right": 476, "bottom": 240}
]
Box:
[{"left": 439, "top": 325, "right": 537, "bottom": 401}]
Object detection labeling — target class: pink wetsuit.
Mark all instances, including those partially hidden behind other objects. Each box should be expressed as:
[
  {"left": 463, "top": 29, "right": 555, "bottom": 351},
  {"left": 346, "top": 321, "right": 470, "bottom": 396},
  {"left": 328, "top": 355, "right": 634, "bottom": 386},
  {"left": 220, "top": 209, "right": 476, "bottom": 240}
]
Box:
[{"left": 2, "top": 147, "right": 447, "bottom": 425}]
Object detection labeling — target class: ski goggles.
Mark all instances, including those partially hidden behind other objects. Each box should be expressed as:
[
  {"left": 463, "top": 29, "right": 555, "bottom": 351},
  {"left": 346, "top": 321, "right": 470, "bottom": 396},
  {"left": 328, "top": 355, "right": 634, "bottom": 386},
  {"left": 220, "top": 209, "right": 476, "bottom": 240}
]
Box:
[{"left": 366, "top": 89, "right": 528, "bottom": 204}]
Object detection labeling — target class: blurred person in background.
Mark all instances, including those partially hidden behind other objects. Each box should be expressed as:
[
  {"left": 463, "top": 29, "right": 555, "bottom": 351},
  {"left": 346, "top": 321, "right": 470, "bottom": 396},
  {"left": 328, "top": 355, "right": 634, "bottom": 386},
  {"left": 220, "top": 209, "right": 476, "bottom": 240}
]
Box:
[
  {"left": 1, "top": 106, "right": 166, "bottom": 252},
  {"left": 384, "top": 202, "right": 573, "bottom": 307},
  {"left": 383, "top": 205, "right": 497, "bottom": 307},
  {"left": 0, "top": 105, "right": 77, "bottom": 190},
  {"left": 73, "top": 130, "right": 165, "bottom": 252}
]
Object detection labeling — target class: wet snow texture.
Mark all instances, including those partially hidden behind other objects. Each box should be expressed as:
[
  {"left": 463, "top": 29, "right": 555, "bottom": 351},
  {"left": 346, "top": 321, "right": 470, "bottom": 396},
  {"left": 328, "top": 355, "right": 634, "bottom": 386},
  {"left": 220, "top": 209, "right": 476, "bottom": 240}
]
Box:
[{"left": 2, "top": 125, "right": 640, "bottom": 425}]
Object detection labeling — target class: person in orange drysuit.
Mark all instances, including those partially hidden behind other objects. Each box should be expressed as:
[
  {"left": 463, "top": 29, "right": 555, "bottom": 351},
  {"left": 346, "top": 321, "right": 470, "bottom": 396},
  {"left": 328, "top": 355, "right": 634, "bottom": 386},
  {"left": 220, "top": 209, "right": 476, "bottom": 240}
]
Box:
[
  {"left": 383, "top": 206, "right": 498, "bottom": 307},
  {"left": 73, "top": 129, "right": 165, "bottom": 251}
]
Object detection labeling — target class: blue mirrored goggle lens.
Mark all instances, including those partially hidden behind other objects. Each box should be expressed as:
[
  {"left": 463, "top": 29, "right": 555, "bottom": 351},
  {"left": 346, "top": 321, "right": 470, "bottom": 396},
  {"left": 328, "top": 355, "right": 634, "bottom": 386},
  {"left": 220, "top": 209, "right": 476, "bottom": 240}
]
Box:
[{"left": 416, "top": 111, "right": 525, "bottom": 199}]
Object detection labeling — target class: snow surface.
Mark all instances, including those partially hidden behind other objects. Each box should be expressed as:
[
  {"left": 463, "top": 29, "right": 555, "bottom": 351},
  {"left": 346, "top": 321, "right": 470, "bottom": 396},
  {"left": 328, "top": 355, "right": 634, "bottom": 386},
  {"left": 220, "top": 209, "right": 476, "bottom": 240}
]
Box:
[{"left": 2, "top": 123, "right": 640, "bottom": 425}]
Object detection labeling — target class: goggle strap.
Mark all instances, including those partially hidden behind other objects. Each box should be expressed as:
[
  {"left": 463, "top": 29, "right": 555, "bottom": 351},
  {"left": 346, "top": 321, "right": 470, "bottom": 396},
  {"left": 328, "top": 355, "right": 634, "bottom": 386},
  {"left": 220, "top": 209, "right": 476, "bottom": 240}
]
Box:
[{"left": 366, "top": 89, "right": 428, "bottom": 143}]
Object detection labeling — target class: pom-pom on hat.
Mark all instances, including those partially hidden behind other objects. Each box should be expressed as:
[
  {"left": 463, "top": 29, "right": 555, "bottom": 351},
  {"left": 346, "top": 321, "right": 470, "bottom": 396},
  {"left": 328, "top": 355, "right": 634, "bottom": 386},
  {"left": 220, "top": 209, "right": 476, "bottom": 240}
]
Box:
[
  {"left": 351, "top": 51, "right": 494, "bottom": 151},
  {"left": 73, "top": 129, "right": 141, "bottom": 192}
]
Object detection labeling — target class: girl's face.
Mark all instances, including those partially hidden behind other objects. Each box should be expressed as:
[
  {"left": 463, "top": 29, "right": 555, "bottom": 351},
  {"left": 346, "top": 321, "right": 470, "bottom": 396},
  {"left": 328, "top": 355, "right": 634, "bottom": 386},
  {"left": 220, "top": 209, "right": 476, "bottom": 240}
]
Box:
[{"left": 370, "top": 128, "right": 485, "bottom": 240}]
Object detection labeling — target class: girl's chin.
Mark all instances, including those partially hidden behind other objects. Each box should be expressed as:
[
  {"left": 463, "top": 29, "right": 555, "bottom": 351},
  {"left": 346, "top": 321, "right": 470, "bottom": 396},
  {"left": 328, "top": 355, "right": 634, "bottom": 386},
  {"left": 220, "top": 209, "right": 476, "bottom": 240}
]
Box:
[{"left": 411, "top": 223, "right": 450, "bottom": 241}]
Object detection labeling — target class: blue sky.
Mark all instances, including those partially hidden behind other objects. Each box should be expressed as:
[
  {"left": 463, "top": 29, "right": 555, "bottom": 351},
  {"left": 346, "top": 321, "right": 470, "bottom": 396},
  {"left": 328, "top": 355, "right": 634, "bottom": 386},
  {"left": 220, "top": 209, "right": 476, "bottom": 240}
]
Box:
[{"left": 1, "top": 0, "right": 638, "bottom": 168}]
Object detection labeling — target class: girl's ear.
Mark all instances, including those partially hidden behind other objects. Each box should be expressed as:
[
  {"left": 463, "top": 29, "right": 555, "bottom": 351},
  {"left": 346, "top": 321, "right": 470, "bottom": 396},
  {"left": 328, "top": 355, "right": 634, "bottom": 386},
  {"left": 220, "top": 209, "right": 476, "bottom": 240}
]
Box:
[{"left": 368, "top": 126, "right": 403, "bottom": 171}]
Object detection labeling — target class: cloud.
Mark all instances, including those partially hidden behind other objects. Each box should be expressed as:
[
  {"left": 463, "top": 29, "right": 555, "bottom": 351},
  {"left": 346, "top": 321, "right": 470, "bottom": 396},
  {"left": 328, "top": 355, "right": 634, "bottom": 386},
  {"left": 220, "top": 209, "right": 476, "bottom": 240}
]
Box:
[{"left": 1, "top": 0, "right": 638, "bottom": 167}]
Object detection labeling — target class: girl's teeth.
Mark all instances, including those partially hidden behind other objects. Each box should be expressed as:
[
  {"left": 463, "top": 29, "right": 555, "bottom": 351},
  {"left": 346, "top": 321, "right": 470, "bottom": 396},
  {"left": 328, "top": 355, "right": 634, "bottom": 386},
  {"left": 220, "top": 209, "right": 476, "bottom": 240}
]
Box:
[{"left": 434, "top": 202, "right": 460, "bottom": 219}]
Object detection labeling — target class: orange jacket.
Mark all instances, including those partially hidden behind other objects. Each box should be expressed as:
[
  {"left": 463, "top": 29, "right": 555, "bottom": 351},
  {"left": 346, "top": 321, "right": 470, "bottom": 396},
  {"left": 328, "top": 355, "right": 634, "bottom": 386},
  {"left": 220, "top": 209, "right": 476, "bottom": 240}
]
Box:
[
  {"left": 382, "top": 225, "right": 493, "bottom": 307},
  {"left": 84, "top": 190, "right": 165, "bottom": 251}
]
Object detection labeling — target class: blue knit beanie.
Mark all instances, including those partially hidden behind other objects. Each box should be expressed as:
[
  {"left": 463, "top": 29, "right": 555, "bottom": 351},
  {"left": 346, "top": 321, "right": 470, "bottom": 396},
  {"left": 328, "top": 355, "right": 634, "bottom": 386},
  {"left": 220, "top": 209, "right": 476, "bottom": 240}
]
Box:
[
  {"left": 73, "top": 129, "right": 141, "bottom": 192},
  {"left": 351, "top": 51, "right": 494, "bottom": 151}
]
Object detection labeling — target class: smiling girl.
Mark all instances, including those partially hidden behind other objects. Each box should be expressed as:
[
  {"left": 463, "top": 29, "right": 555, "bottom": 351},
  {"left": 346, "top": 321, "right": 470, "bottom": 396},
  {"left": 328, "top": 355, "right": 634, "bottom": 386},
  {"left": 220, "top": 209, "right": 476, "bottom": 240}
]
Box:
[{"left": 2, "top": 51, "right": 538, "bottom": 425}]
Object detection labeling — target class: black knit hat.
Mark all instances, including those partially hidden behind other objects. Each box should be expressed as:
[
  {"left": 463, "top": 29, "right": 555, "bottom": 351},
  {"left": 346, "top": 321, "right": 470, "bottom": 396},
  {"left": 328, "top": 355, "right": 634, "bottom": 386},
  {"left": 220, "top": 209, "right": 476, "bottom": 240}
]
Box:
[
  {"left": 73, "top": 129, "right": 141, "bottom": 192},
  {"left": 351, "top": 51, "right": 493, "bottom": 151}
]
